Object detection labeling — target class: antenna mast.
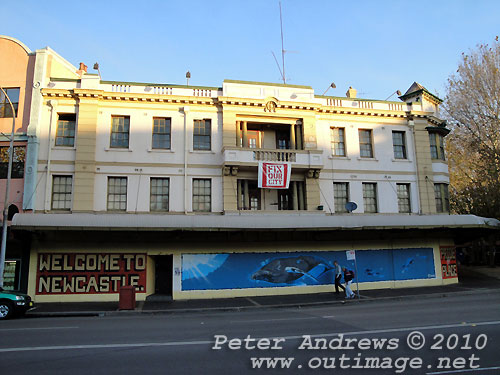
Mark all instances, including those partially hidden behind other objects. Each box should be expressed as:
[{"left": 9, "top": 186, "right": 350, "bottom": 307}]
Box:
[{"left": 279, "top": 1, "right": 286, "bottom": 84}]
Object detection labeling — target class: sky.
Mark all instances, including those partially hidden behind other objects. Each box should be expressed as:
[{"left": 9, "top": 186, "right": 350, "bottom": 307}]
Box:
[{"left": 2, "top": 0, "right": 500, "bottom": 101}]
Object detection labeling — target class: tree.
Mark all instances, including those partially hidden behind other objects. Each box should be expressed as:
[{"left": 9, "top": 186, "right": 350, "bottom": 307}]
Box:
[{"left": 444, "top": 37, "right": 500, "bottom": 220}]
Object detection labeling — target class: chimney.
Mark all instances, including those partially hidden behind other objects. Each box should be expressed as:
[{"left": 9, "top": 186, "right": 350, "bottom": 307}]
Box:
[
  {"left": 346, "top": 86, "right": 357, "bottom": 98},
  {"left": 76, "top": 62, "right": 88, "bottom": 77}
]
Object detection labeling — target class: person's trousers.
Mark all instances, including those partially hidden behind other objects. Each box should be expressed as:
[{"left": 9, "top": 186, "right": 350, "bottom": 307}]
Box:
[
  {"left": 335, "top": 275, "right": 345, "bottom": 293},
  {"left": 345, "top": 280, "right": 355, "bottom": 298}
]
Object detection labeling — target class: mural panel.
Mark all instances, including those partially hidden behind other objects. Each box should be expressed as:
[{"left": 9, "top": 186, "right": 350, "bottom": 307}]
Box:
[
  {"left": 36, "top": 253, "right": 147, "bottom": 294},
  {"left": 181, "top": 248, "right": 435, "bottom": 291}
]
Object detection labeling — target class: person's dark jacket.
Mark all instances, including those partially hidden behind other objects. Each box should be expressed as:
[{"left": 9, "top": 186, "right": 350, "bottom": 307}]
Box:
[{"left": 344, "top": 270, "right": 354, "bottom": 283}]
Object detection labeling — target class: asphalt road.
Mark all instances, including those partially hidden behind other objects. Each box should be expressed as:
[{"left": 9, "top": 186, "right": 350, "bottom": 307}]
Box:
[{"left": 1, "top": 291, "right": 499, "bottom": 375}]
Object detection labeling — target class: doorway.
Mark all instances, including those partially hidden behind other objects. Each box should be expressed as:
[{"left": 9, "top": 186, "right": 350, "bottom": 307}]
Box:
[{"left": 154, "top": 255, "right": 173, "bottom": 296}]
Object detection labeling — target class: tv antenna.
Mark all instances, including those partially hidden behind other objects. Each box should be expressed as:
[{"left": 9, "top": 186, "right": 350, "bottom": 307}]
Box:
[{"left": 271, "top": 1, "right": 288, "bottom": 84}]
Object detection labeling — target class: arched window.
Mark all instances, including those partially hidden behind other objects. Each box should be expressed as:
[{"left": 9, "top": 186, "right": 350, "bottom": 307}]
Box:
[{"left": 7, "top": 204, "right": 18, "bottom": 220}]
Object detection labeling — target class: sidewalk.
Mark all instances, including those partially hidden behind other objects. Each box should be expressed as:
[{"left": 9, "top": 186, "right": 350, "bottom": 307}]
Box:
[{"left": 26, "top": 268, "right": 500, "bottom": 318}]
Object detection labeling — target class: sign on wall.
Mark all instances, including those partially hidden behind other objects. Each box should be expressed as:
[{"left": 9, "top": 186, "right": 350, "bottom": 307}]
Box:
[
  {"left": 258, "top": 162, "right": 291, "bottom": 189},
  {"left": 440, "top": 246, "right": 458, "bottom": 279},
  {"left": 346, "top": 250, "right": 356, "bottom": 260},
  {"left": 36, "top": 253, "right": 147, "bottom": 294},
  {"left": 181, "top": 248, "right": 436, "bottom": 291}
]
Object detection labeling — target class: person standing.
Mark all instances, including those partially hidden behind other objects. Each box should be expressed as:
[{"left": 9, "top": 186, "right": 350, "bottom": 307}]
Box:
[
  {"left": 333, "top": 261, "right": 345, "bottom": 294},
  {"left": 342, "top": 266, "right": 355, "bottom": 299}
]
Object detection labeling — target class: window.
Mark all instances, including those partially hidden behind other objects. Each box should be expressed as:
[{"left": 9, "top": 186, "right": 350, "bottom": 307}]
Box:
[
  {"left": 0, "top": 88, "right": 20, "bottom": 118},
  {"left": 193, "top": 179, "right": 211, "bottom": 212},
  {"left": 193, "top": 119, "right": 211, "bottom": 150},
  {"left": 429, "top": 133, "right": 445, "bottom": 160},
  {"left": 392, "top": 131, "right": 407, "bottom": 159},
  {"left": 363, "top": 183, "right": 378, "bottom": 213},
  {"left": 331, "top": 128, "right": 346, "bottom": 156},
  {"left": 359, "top": 129, "right": 373, "bottom": 158},
  {"left": 110, "top": 116, "right": 130, "bottom": 148},
  {"left": 107, "top": 177, "right": 127, "bottom": 211},
  {"left": 150, "top": 178, "right": 169, "bottom": 211},
  {"left": 397, "top": 183, "right": 411, "bottom": 213},
  {"left": 152, "top": 117, "right": 171, "bottom": 149},
  {"left": 333, "top": 182, "right": 349, "bottom": 213},
  {"left": 51, "top": 176, "right": 72, "bottom": 210},
  {"left": 435, "top": 183, "right": 450, "bottom": 213},
  {"left": 0, "top": 146, "right": 25, "bottom": 179},
  {"left": 55, "top": 114, "right": 76, "bottom": 147}
]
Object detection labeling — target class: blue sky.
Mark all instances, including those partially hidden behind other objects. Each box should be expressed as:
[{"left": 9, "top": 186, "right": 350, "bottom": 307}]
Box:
[{"left": 3, "top": 0, "right": 499, "bottom": 100}]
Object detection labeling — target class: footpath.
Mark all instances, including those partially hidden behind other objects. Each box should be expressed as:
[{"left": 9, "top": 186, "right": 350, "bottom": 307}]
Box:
[{"left": 26, "top": 265, "right": 500, "bottom": 318}]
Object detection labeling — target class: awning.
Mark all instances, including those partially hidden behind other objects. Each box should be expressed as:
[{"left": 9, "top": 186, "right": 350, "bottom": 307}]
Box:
[{"left": 11, "top": 213, "right": 500, "bottom": 232}]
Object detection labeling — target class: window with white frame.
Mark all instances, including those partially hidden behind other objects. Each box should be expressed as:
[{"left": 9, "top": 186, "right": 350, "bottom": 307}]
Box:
[
  {"left": 107, "top": 177, "right": 127, "bottom": 211},
  {"left": 359, "top": 129, "right": 373, "bottom": 158},
  {"left": 110, "top": 116, "right": 130, "bottom": 148},
  {"left": 55, "top": 114, "right": 76, "bottom": 147},
  {"left": 193, "top": 179, "right": 211, "bottom": 212},
  {"left": 51, "top": 176, "right": 72, "bottom": 210},
  {"left": 193, "top": 119, "right": 211, "bottom": 150},
  {"left": 150, "top": 178, "right": 169, "bottom": 211},
  {"left": 397, "top": 183, "right": 411, "bottom": 213},
  {"left": 330, "top": 127, "right": 346, "bottom": 156},
  {"left": 333, "top": 182, "right": 349, "bottom": 213},
  {"left": 152, "top": 117, "right": 171, "bottom": 149},
  {"left": 434, "top": 183, "right": 450, "bottom": 213},
  {"left": 55, "top": 113, "right": 76, "bottom": 147},
  {"left": 429, "top": 133, "right": 445, "bottom": 160},
  {"left": 392, "top": 131, "right": 407, "bottom": 159},
  {"left": 363, "top": 183, "right": 378, "bottom": 213}
]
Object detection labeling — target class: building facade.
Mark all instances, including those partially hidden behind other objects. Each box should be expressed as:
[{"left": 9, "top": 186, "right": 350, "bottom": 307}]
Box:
[
  {"left": 0, "top": 35, "right": 36, "bottom": 290},
  {"left": 10, "top": 42, "right": 499, "bottom": 302}
]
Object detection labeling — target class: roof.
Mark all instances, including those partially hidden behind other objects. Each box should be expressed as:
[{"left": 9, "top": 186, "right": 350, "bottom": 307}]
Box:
[
  {"left": 399, "top": 81, "right": 443, "bottom": 103},
  {"left": 11, "top": 213, "right": 500, "bottom": 232}
]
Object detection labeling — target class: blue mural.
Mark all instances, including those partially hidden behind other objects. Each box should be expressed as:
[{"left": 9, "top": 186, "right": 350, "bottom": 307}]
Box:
[{"left": 181, "top": 248, "right": 436, "bottom": 291}]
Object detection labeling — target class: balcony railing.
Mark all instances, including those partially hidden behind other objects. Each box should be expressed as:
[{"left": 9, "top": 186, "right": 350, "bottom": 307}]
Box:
[
  {"left": 223, "top": 147, "right": 323, "bottom": 169},
  {"left": 253, "top": 150, "right": 296, "bottom": 162}
]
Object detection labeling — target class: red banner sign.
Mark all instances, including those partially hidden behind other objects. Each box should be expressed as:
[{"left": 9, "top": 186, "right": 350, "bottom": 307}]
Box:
[
  {"left": 258, "top": 162, "right": 291, "bottom": 189},
  {"left": 440, "top": 246, "right": 457, "bottom": 279},
  {"left": 36, "top": 253, "right": 147, "bottom": 294}
]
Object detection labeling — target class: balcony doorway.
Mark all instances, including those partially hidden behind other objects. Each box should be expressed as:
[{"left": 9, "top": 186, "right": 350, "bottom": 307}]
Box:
[
  {"left": 237, "top": 180, "right": 306, "bottom": 211},
  {"left": 238, "top": 122, "right": 303, "bottom": 150}
]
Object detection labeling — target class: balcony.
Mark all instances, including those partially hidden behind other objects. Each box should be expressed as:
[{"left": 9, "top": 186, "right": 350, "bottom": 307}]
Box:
[{"left": 223, "top": 147, "right": 323, "bottom": 170}]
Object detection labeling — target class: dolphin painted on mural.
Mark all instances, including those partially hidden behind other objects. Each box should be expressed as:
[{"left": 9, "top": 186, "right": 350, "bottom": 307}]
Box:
[
  {"left": 251, "top": 255, "right": 333, "bottom": 284},
  {"left": 365, "top": 268, "right": 383, "bottom": 278}
]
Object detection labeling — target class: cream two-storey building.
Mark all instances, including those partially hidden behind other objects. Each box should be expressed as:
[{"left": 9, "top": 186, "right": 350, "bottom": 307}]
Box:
[{"left": 12, "top": 45, "right": 499, "bottom": 303}]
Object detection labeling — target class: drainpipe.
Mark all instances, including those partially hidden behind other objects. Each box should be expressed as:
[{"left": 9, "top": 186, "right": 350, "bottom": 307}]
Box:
[
  {"left": 182, "top": 107, "right": 190, "bottom": 214},
  {"left": 408, "top": 115, "right": 421, "bottom": 214},
  {"left": 44, "top": 100, "right": 57, "bottom": 212}
]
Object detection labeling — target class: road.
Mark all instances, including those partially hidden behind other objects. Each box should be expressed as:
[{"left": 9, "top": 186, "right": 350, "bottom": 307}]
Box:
[{"left": 1, "top": 291, "right": 499, "bottom": 374}]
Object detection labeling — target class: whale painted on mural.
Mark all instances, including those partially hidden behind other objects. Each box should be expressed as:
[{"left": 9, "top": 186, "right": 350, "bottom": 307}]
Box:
[{"left": 251, "top": 255, "right": 333, "bottom": 285}]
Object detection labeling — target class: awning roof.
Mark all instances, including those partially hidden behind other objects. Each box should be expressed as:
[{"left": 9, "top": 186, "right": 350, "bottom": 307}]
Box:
[{"left": 11, "top": 213, "right": 500, "bottom": 232}]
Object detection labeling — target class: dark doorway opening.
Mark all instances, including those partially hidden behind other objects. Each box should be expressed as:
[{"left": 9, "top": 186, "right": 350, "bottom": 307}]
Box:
[{"left": 154, "top": 255, "right": 173, "bottom": 296}]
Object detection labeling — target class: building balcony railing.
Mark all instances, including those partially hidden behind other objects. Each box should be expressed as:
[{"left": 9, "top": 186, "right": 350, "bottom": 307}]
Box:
[
  {"left": 253, "top": 149, "right": 296, "bottom": 162},
  {"left": 223, "top": 147, "right": 323, "bottom": 169}
]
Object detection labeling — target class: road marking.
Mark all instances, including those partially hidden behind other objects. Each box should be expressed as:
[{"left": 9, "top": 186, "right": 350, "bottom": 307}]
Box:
[
  {"left": 1, "top": 320, "right": 499, "bottom": 353},
  {"left": 230, "top": 317, "right": 317, "bottom": 323},
  {"left": 427, "top": 366, "right": 500, "bottom": 374},
  {"left": 322, "top": 315, "right": 336, "bottom": 318},
  {"left": 245, "top": 298, "right": 261, "bottom": 307},
  {"left": 0, "top": 326, "right": 79, "bottom": 332},
  {"left": 277, "top": 320, "right": 500, "bottom": 341},
  {"left": 0, "top": 340, "right": 212, "bottom": 353}
]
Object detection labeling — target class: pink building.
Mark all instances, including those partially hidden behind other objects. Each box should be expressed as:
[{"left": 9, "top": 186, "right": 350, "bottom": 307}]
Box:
[{"left": 0, "top": 35, "right": 35, "bottom": 290}]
